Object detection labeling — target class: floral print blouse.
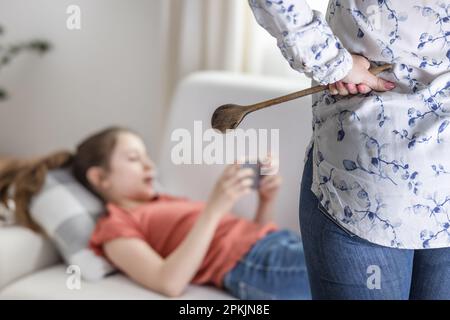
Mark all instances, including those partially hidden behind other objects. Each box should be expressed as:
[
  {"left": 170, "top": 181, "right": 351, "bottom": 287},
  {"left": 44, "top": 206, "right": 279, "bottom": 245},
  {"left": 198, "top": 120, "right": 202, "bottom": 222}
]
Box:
[{"left": 249, "top": 0, "right": 450, "bottom": 249}]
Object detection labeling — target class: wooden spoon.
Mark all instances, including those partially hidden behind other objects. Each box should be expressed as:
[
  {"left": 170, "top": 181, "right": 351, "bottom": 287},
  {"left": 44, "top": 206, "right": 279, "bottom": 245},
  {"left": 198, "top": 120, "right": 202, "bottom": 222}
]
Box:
[{"left": 211, "top": 63, "right": 393, "bottom": 133}]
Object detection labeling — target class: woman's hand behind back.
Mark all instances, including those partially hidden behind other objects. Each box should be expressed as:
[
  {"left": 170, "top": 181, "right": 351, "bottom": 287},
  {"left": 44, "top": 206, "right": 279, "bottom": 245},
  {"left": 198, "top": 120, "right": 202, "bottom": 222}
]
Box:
[{"left": 328, "top": 54, "right": 396, "bottom": 96}]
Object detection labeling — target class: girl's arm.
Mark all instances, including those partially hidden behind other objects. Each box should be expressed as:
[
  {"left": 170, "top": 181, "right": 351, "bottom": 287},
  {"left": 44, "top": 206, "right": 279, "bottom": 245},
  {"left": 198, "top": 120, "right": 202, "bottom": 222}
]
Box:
[
  {"left": 255, "top": 199, "right": 276, "bottom": 225},
  {"left": 248, "top": 0, "right": 353, "bottom": 85},
  {"left": 103, "top": 211, "right": 221, "bottom": 297},
  {"left": 104, "top": 164, "right": 255, "bottom": 297},
  {"left": 255, "top": 174, "right": 282, "bottom": 225},
  {"left": 253, "top": 156, "right": 281, "bottom": 225}
]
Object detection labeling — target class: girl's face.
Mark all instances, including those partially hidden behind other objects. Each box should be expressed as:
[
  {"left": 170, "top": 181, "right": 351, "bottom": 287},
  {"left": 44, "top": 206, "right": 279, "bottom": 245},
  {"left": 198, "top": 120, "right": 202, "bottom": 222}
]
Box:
[{"left": 99, "top": 132, "right": 157, "bottom": 204}]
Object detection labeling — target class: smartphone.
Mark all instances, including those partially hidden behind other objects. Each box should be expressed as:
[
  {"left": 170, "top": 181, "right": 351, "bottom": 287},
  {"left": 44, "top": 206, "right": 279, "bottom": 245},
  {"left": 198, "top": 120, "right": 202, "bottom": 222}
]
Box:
[{"left": 240, "top": 161, "right": 261, "bottom": 189}]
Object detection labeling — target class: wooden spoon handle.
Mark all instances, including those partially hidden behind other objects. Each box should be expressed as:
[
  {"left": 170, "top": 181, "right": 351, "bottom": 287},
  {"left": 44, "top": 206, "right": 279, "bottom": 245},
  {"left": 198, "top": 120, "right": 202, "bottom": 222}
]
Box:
[{"left": 247, "top": 63, "right": 393, "bottom": 113}]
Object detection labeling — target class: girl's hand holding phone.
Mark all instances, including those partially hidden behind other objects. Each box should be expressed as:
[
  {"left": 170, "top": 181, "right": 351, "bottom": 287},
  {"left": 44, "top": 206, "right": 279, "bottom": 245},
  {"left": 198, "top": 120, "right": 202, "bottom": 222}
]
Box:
[{"left": 204, "top": 164, "right": 255, "bottom": 218}]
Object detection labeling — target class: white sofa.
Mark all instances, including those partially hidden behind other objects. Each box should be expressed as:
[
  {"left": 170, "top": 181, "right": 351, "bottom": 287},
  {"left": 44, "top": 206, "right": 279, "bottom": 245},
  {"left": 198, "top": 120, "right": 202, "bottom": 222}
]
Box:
[{"left": 0, "top": 71, "right": 312, "bottom": 299}]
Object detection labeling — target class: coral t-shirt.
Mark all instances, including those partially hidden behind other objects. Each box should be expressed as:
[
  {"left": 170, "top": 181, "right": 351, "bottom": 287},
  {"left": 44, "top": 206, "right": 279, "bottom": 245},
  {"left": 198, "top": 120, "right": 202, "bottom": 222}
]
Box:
[{"left": 89, "top": 193, "right": 278, "bottom": 288}]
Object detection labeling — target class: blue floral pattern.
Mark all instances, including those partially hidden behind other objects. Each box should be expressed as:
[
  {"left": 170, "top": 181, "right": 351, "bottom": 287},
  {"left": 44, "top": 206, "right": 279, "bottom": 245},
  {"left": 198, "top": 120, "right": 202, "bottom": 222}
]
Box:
[{"left": 249, "top": 0, "right": 450, "bottom": 249}]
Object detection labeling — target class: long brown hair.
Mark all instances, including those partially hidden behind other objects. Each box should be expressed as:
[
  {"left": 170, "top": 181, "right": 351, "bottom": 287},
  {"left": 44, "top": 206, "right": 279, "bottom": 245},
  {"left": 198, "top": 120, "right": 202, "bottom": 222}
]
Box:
[
  {"left": 0, "top": 126, "right": 133, "bottom": 231},
  {"left": 0, "top": 150, "right": 73, "bottom": 231}
]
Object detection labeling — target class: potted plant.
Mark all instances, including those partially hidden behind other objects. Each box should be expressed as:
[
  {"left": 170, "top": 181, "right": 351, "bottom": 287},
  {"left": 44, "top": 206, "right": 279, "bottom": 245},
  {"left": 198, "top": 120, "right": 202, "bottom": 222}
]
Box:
[{"left": 0, "top": 24, "right": 51, "bottom": 101}]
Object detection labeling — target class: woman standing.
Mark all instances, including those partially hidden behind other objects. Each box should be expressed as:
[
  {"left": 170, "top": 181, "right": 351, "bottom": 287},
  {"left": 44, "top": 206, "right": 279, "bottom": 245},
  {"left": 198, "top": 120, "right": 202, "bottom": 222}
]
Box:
[{"left": 249, "top": 0, "right": 450, "bottom": 299}]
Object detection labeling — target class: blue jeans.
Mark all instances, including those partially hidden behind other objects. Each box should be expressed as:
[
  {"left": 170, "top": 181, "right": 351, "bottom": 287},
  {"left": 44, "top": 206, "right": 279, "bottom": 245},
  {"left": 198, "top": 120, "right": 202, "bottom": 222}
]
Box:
[
  {"left": 223, "top": 230, "right": 312, "bottom": 300},
  {"left": 299, "top": 145, "right": 450, "bottom": 300}
]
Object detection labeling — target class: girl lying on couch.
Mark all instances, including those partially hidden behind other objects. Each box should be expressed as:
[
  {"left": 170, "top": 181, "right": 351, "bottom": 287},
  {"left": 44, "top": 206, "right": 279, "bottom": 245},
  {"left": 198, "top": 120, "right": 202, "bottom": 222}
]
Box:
[{"left": 6, "top": 126, "right": 311, "bottom": 299}]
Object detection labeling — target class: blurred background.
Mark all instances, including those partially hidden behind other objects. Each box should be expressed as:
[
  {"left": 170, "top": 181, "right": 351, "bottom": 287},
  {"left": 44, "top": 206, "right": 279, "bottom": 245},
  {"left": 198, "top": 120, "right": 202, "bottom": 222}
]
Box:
[{"left": 0, "top": 0, "right": 328, "bottom": 160}]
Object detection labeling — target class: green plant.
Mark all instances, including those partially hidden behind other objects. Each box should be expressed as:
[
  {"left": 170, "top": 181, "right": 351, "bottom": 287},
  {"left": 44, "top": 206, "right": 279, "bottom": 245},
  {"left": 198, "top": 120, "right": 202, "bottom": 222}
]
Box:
[{"left": 0, "top": 24, "right": 51, "bottom": 101}]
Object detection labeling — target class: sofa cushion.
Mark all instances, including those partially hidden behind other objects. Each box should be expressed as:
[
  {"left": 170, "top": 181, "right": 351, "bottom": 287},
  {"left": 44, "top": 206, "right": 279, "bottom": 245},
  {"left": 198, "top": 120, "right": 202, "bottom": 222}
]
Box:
[
  {"left": 0, "top": 226, "right": 60, "bottom": 290},
  {"left": 0, "top": 265, "right": 235, "bottom": 300}
]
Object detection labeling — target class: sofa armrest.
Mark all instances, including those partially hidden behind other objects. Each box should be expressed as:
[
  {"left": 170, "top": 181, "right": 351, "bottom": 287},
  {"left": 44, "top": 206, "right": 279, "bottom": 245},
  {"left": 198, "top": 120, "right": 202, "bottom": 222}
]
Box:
[{"left": 0, "top": 226, "right": 60, "bottom": 290}]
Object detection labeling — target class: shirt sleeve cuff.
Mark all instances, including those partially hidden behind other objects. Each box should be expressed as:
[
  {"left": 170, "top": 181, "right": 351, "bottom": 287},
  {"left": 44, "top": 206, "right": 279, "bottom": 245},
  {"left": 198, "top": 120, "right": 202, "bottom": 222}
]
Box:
[
  {"left": 311, "top": 47, "right": 353, "bottom": 85},
  {"left": 279, "top": 10, "right": 353, "bottom": 85}
]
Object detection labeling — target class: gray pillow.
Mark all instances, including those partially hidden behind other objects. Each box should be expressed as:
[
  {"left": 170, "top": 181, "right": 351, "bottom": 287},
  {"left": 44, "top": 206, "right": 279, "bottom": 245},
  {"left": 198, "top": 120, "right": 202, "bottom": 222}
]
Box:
[{"left": 29, "top": 167, "right": 116, "bottom": 281}]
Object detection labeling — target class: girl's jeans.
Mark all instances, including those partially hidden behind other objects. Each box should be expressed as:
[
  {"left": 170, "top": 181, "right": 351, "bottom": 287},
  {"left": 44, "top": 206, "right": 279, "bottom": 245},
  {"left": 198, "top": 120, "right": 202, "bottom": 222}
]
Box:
[
  {"left": 299, "top": 144, "right": 450, "bottom": 300},
  {"left": 223, "top": 230, "right": 312, "bottom": 300}
]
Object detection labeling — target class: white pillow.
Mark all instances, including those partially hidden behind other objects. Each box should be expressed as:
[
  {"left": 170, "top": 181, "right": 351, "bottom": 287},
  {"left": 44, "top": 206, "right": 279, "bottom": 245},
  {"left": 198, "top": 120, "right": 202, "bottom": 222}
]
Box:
[{"left": 29, "top": 167, "right": 116, "bottom": 281}]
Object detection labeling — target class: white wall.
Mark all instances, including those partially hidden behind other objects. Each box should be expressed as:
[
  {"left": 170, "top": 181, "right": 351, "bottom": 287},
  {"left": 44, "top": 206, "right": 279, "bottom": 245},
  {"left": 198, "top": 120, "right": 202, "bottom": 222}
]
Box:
[
  {"left": 0, "top": 0, "right": 331, "bottom": 160},
  {"left": 0, "top": 0, "right": 166, "bottom": 160}
]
